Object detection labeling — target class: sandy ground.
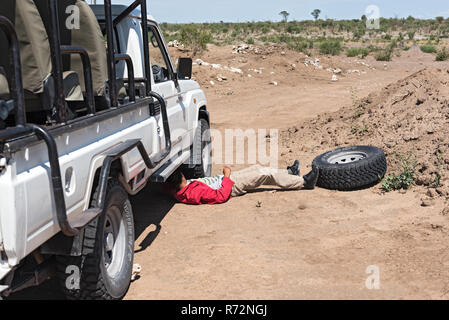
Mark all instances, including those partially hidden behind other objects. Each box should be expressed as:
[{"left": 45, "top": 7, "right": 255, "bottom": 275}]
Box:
[
  {"left": 9, "top": 44, "right": 449, "bottom": 299},
  {"left": 125, "top": 45, "right": 449, "bottom": 300}
]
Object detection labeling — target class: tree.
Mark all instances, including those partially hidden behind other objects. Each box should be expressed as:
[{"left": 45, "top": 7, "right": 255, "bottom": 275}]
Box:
[
  {"left": 179, "top": 25, "right": 212, "bottom": 57},
  {"left": 311, "top": 9, "right": 321, "bottom": 21},
  {"left": 436, "top": 16, "right": 444, "bottom": 24},
  {"left": 279, "top": 10, "right": 290, "bottom": 22},
  {"left": 407, "top": 30, "right": 416, "bottom": 40}
]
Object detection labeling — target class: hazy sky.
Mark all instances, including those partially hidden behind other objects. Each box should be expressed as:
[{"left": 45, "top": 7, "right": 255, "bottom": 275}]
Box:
[{"left": 92, "top": 0, "right": 449, "bottom": 23}]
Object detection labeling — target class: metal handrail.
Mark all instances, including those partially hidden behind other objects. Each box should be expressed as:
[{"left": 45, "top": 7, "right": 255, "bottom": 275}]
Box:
[
  {"left": 48, "top": 0, "right": 67, "bottom": 123},
  {"left": 104, "top": 0, "right": 152, "bottom": 104},
  {"left": 60, "top": 46, "right": 96, "bottom": 114},
  {"left": 114, "top": 54, "right": 136, "bottom": 102},
  {"left": 104, "top": 0, "right": 118, "bottom": 108}
]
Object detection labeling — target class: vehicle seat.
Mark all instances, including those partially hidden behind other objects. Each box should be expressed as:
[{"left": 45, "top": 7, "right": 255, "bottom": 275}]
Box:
[
  {"left": 0, "top": 0, "right": 83, "bottom": 122},
  {"left": 0, "top": 67, "right": 9, "bottom": 99},
  {"left": 35, "top": 0, "right": 123, "bottom": 109},
  {"left": 0, "top": 67, "right": 13, "bottom": 128},
  {"left": 70, "top": 0, "right": 109, "bottom": 97}
]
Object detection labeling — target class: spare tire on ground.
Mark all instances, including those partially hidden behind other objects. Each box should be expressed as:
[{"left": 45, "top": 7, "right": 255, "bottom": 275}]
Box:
[{"left": 312, "top": 145, "right": 387, "bottom": 191}]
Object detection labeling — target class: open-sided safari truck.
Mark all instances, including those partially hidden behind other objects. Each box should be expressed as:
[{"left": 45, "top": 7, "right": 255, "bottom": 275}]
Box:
[{"left": 0, "top": 0, "right": 212, "bottom": 299}]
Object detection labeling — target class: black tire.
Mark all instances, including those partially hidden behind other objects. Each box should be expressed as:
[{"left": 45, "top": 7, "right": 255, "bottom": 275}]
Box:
[
  {"left": 312, "top": 145, "right": 387, "bottom": 191},
  {"left": 182, "top": 118, "right": 212, "bottom": 179},
  {"left": 56, "top": 179, "right": 135, "bottom": 300}
]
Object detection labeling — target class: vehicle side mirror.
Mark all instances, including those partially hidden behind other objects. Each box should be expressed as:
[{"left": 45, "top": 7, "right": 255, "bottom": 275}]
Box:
[{"left": 177, "top": 57, "right": 192, "bottom": 80}]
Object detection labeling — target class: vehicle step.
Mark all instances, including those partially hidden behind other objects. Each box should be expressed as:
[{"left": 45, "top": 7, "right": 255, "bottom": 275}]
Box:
[
  {"left": 71, "top": 208, "right": 102, "bottom": 229},
  {"left": 150, "top": 149, "right": 190, "bottom": 183}
]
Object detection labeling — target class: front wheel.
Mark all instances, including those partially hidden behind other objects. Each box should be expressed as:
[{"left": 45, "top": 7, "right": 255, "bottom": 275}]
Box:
[
  {"left": 183, "top": 118, "right": 212, "bottom": 179},
  {"left": 56, "top": 179, "right": 135, "bottom": 300}
]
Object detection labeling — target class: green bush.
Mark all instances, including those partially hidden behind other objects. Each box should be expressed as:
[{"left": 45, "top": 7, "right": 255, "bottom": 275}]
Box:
[
  {"left": 247, "top": 37, "right": 255, "bottom": 45},
  {"left": 436, "top": 47, "right": 449, "bottom": 61},
  {"left": 286, "top": 24, "right": 302, "bottom": 34},
  {"left": 319, "top": 39, "right": 343, "bottom": 55},
  {"left": 352, "top": 27, "right": 366, "bottom": 40},
  {"left": 288, "top": 38, "right": 311, "bottom": 53},
  {"left": 346, "top": 47, "right": 370, "bottom": 58},
  {"left": 381, "top": 155, "right": 417, "bottom": 192},
  {"left": 375, "top": 49, "right": 392, "bottom": 61},
  {"left": 375, "top": 41, "right": 397, "bottom": 61},
  {"left": 420, "top": 44, "right": 437, "bottom": 53},
  {"left": 179, "top": 25, "right": 212, "bottom": 57}
]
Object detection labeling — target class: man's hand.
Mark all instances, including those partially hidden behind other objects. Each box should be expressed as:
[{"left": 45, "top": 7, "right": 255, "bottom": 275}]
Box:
[{"left": 223, "top": 166, "right": 231, "bottom": 178}]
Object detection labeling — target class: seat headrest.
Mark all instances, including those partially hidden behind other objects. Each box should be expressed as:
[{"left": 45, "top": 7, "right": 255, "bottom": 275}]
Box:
[
  {"left": 34, "top": 0, "right": 108, "bottom": 95},
  {"left": 0, "top": 0, "right": 52, "bottom": 94}
]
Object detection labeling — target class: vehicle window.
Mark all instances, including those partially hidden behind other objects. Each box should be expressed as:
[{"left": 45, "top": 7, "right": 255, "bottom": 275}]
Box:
[{"left": 148, "top": 26, "right": 170, "bottom": 83}]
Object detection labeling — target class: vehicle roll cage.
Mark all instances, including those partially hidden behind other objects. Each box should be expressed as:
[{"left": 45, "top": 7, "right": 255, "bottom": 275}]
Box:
[{"left": 0, "top": 0, "right": 173, "bottom": 237}]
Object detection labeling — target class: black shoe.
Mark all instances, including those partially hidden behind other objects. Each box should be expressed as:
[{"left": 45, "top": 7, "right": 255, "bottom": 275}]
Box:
[
  {"left": 303, "top": 165, "right": 319, "bottom": 190},
  {"left": 287, "top": 160, "right": 300, "bottom": 176}
]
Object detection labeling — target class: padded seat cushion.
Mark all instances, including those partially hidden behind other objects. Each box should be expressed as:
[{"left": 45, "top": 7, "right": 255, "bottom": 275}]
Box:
[
  {"left": 14, "top": 0, "right": 52, "bottom": 94},
  {"left": 0, "top": 0, "right": 52, "bottom": 95},
  {"left": 63, "top": 71, "right": 83, "bottom": 101},
  {"left": 71, "top": 0, "right": 108, "bottom": 95},
  {"left": 0, "top": 67, "right": 9, "bottom": 99},
  {"left": 34, "top": 0, "right": 108, "bottom": 96}
]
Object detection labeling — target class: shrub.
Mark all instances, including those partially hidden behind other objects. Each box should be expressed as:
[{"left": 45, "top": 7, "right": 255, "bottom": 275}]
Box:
[
  {"left": 288, "top": 39, "right": 308, "bottom": 53},
  {"left": 352, "top": 27, "right": 366, "bottom": 40},
  {"left": 179, "top": 25, "right": 212, "bottom": 57},
  {"left": 436, "top": 47, "right": 449, "bottom": 61},
  {"left": 261, "top": 26, "right": 270, "bottom": 34},
  {"left": 286, "top": 24, "right": 301, "bottom": 34},
  {"left": 375, "top": 40, "right": 397, "bottom": 61},
  {"left": 381, "top": 155, "right": 417, "bottom": 192},
  {"left": 420, "top": 44, "right": 437, "bottom": 53},
  {"left": 375, "top": 49, "right": 392, "bottom": 61},
  {"left": 247, "top": 37, "right": 255, "bottom": 45},
  {"left": 319, "top": 39, "right": 343, "bottom": 55},
  {"left": 346, "top": 47, "right": 370, "bottom": 58}
]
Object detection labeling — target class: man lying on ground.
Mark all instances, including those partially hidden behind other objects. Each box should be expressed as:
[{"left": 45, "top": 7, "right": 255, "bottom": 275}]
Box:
[{"left": 166, "top": 161, "right": 319, "bottom": 205}]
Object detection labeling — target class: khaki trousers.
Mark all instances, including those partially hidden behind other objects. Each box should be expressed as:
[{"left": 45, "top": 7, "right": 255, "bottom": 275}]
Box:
[{"left": 230, "top": 165, "right": 304, "bottom": 197}]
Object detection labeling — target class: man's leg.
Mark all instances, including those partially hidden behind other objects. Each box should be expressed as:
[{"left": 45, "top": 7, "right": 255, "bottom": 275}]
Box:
[{"left": 230, "top": 165, "right": 304, "bottom": 197}]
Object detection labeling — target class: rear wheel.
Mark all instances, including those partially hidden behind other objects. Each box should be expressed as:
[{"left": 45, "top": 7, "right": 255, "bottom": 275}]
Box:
[
  {"left": 183, "top": 118, "right": 212, "bottom": 179},
  {"left": 56, "top": 179, "right": 134, "bottom": 300}
]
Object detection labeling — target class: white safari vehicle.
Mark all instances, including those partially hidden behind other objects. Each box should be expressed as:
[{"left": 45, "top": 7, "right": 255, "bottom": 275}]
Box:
[{"left": 0, "top": 0, "right": 211, "bottom": 299}]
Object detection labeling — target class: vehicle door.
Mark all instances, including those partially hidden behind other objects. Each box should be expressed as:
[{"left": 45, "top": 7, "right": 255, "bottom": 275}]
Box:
[{"left": 147, "top": 23, "right": 188, "bottom": 147}]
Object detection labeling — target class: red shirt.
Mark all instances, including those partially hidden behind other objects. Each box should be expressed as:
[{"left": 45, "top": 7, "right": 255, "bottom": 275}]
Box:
[{"left": 174, "top": 177, "right": 234, "bottom": 205}]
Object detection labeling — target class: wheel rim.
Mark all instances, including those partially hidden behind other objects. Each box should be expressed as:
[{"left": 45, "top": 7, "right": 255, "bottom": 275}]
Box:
[
  {"left": 327, "top": 151, "right": 367, "bottom": 164},
  {"left": 102, "top": 206, "right": 126, "bottom": 279}
]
